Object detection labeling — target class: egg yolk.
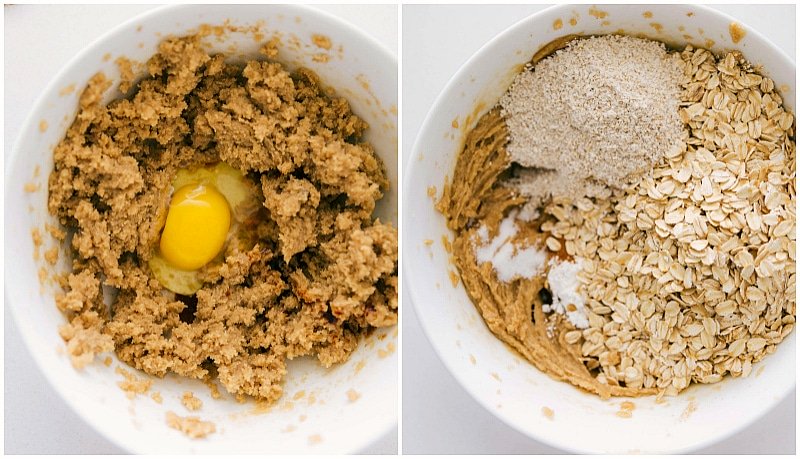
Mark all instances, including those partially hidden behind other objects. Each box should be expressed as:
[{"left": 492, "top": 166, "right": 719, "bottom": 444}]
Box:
[{"left": 159, "top": 184, "right": 231, "bottom": 271}]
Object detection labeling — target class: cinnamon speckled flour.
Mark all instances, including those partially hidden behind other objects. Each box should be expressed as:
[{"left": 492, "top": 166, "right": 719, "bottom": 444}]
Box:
[{"left": 500, "top": 34, "right": 685, "bottom": 207}]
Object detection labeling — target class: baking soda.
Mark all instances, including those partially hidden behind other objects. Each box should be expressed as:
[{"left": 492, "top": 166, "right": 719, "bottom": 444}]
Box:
[
  {"left": 543, "top": 258, "right": 589, "bottom": 329},
  {"left": 474, "top": 212, "right": 546, "bottom": 282}
]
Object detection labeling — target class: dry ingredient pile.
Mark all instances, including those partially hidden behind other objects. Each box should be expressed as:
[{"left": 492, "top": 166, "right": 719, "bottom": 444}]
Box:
[
  {"left": 501, "top": 35, "right": 685, "bottom": 210},
  {"left": 439, "top": 34, "right": 796, "bottom": 399},
  {"left": 48, "top": 34, "right": 398, "bottom": 405}
]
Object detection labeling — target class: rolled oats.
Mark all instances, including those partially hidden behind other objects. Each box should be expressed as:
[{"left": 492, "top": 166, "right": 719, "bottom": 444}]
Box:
[{"left": 540, "top": 45, "right": 795, "bottom": 396}]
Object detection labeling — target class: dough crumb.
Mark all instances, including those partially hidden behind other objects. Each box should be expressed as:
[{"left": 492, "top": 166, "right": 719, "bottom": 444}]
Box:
[
  {"left": 204, "top": 380, "right": 223, "bottom": 400},
  {"left": 541, "top": 406, "right": 554, "bottom": 420},
  {"left": 346, "top": 388, "right": 360, "bottom": 402},
  {"left": 448, "top": 270, "right": 459, "bottom": 287},
  {"left": 729, "top": 22, "right": 746, "bottom": 44},
  {"left": 31, "top": 228, "right": 43, "bottom": 257},
  {"left": 45, "top": 223, "right": 65, "bottom": 241},
  {"left": 151, "top": 391, "right": 163, "bottom": 404},
  {"left": 114, "top": 56, "right": 136, "bottom": 93},
  {"left": 260, "top": 36, "right": 280, "bottom": 58},
  {"left": 115, "top": 366, "right": 152, "bottom": 399},
  {"left": 308, "top": 434, "right": 323, "bottom": 445},
  {"left": 44, "top": 247, "right": 59, "bottom": 265},
  {"left": 353, "top": 359, "right": 366, "bottom": 374},
  {"left": 59, "top": 322, "right": 114, "bottom": 369},
  {"left": 181, "top": 391, "right": 203, "bottom": 411},
  {"left": 165, "top": 411, "right": 216, "bottom": 439},
  {"left": 59, "top": 84, "right": 76, "bottom": 96},
  {"left": 616, "top": 401, "right": 636, "bottom": 418},
  {"left": 441, "top": 235, "right": 452, "bottom": 253},
  {"left": 377, "top": 341, "right": 395, "bottom": 358},
  {"left": 311, "top": 34, "right": 332, "bottom": 50},
  {"left": 37, "top": 267, "right": 48, "bottom": 285}
]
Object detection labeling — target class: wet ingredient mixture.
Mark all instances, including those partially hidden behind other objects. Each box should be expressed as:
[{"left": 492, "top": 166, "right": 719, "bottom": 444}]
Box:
[
  {"left": 48, "top": 34, "right": 397, "bottom": 404},
  {"left": 439, "top": 35, "right": 795, "bottom": 398}
]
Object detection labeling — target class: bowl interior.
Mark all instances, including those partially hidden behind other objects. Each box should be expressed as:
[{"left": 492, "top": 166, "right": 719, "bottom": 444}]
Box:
[
  {"left": 6, "top": 4, "right": 397, "bottom": 454},
  {"left": 405, "top": 4, "right": 795, "bottom": 454}
]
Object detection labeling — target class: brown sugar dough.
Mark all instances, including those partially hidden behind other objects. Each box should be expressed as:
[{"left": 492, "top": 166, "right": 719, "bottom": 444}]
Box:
[
  {"left": 438, "top": 109, "right": 650, "bottom": 399},
  {"left": 48, "top": 34, "right": 397, "bottom": 405}
]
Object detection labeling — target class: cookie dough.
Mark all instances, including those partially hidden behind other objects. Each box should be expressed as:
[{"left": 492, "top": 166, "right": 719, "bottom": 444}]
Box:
[{"left": 48, "top": 34, "right": 397, "bottom": 404}]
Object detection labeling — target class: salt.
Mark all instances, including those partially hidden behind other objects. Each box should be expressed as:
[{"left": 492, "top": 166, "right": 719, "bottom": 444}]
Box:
[
  {"left": 474, "top": 212, "right": 546, "bottom": 282},
  {"left": 543, "top": 258, "right": 589, "bottom": 329}
]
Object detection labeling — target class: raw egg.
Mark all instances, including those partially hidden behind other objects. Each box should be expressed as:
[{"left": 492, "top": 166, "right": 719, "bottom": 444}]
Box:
[
  {"left": 149, "top": 163, "right": 260, "bottom": 295},
  {"left": 160, "top": 184, "right": 231, "bottom": 270}
]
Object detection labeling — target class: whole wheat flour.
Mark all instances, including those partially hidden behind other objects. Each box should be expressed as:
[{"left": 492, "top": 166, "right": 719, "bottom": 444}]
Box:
[{"left": 500, "top": 34, "right": 685, "bottom": 208}]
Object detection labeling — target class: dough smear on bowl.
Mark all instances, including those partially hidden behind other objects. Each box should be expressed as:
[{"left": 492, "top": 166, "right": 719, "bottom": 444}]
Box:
[
  {"left": 48, "top": 34, "right": 397, "bottom": 404},
  {"left": 439, "top": 35, "right": 795, "bottom": 399}
]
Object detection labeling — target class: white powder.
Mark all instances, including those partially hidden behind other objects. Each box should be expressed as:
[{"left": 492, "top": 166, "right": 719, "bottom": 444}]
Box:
[
  {"left": 474, "top": 212, "right": 546, "bottom": 282},
  {"left": 516, "top": 204, "right": 540, "bottom": 222},
  {"left": 543, "top": 258, "right": 589, "bottom": 329}
]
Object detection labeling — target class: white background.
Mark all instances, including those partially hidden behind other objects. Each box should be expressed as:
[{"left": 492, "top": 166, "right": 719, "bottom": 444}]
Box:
[
  {"left": 3, "top": 4, "right": 397, "bottom": 454},
  {"left": 402, "top": 4, "right": 796, "bottom": 454}
]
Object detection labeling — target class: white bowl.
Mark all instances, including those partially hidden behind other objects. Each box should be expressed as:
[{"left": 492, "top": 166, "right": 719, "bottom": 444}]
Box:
[
  {"left": 404, "top": 4, "right": 794, "bottom": 454},
  {"left": 5, "top": 4, "right": 397, "bottom": 454}
]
